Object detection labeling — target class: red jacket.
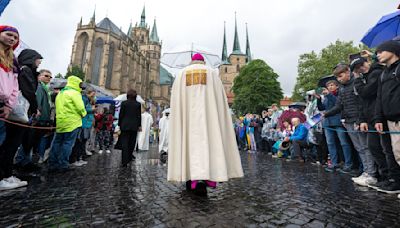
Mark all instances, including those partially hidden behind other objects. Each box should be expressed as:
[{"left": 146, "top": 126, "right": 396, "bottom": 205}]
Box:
[{"left": 95, "top": 113, "right": 114, "bottom": 131}]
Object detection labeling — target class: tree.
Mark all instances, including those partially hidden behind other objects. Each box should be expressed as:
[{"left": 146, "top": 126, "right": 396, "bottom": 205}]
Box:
[
  {"left": 292, "top": 40, "right": 369, "bottom": 101},
  {"left": 232, "top": 59, "right": 283, "bottom": 115},
  {"left": 65, "top": 65, "right": 85, "bottom": 81}
]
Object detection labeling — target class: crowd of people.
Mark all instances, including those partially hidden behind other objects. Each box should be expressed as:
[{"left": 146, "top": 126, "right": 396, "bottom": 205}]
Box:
[
  {"left": 1, "top": 24, "right": 400, "bottom": 200},
  {"left": 235, "top": 40, "right": 400, "bottom": 198},
  {"left": 0, "top": 25, "right": 160, "bottom": 191}
]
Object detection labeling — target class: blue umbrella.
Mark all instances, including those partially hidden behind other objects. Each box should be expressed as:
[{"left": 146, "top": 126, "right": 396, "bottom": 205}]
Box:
[
  {"left": 361, "top": 10, "right": 400, "bottom": 48},
  {"left": 96, "top": 96, "right": 115, "bottom": 105}
]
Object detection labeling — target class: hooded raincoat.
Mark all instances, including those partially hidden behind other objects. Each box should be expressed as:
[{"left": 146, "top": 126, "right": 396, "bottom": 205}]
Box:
[{"left": 55, "top": 76, "right": 86, "bottom": 133}]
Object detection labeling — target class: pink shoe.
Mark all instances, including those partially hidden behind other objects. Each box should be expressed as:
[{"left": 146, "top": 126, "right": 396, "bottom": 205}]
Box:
[
  {"left": 191, "top": 180, "right": 198, "bottom": 190},
  {"left": 190, "top": 180, "right": 217, "bottom": 189},
  {"left": 205, "top": 180, "right": 217, "bottom": 188}
]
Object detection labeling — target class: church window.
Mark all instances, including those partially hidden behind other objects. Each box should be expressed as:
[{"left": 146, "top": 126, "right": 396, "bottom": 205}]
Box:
[
  {"left": 225, "top": 67, "right": 227, "bottom": 73},
  {"left": 236, "top": 64, "right": 240, "bottom": 72},
  {"left": 105, "top": 42, "right": 115, "bottom": 88},
  {"left": 91, "top": 38, "right": 104, "bottom": 85},
  {"left": 78, "top": 32, "right": 89, "bottom": 69}
]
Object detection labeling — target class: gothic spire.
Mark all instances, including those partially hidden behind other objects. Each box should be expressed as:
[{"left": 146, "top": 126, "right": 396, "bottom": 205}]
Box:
[
  {"left": 232, "top": 12, "right": 242, "bottom": 55},
  {"left": 127, "top": 20, "right": 133, "bottom": 37},
  {"left": 139, "top": 5, "right": 146, "bottom": 28},
  {"left": 150, "top": 18, "right": 159, "bottom": 43},
  {"left": 246, "top": 23, "right": 252, "bottom": 62},
  {"left": 221, "top": 22, "right": 229, "bottom": 64},
  {"left": 90, "top": 6, "right": 96, "bottom": 24}
]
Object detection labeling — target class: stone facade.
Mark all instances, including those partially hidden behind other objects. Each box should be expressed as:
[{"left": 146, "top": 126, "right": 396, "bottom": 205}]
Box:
[
  {"left": 219, "top": 54, "right": 247, "bottom": 105},
  {"left": 69, "top": 9, "right": 172, "bottom": 105}
]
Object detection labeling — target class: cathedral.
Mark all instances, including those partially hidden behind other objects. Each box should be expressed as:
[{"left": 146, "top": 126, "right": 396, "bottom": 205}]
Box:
[
  {"left": 69, "top": 7, "right": 173, "bottom": 105},
  {"left": 218, "top": 15, "right": 252, "bottom": 105}
]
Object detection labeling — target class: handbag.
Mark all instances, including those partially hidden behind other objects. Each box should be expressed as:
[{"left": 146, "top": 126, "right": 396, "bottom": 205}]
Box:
[{"left": 7, "top": 91, "right": 30, "bottom": 123}]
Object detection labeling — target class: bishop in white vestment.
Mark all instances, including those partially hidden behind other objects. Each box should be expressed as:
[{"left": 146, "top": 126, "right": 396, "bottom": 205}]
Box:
[
  {"left": 137, "top": 109, "right": 153, "bottom": 151},
  {"left": 168, "top": 53, "right": 244, "bottom": 190}
]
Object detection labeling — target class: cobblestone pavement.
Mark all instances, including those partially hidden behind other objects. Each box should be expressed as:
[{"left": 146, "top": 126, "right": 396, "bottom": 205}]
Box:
[{"left": 1, "top": 145, "right": 400, "bottom": 227}]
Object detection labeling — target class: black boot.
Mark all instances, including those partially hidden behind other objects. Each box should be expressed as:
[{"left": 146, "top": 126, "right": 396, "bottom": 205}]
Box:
[
  {"left": 194, "top": 181, "right": 207, "bottom": 196},
  {"left": 185, "top": 180, "right": 192, "bottom": 191}
]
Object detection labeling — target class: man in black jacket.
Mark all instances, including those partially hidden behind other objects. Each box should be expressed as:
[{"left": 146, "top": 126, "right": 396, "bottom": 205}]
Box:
[
  {"left": 374, "top": 40, "right": 400, "bottom": 195},
  {"left": 324, "top": 64, "right": 377, "bottom": 185},
  {"left": 118, "top": 89, "right": 142, "bottom": 167},
  {"left": 354, "top": 56, "right": 400, "bottom": 193}
]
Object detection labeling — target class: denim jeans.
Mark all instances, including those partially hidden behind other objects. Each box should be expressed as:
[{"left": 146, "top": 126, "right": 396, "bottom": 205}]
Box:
[
  {"left": 0, "top": 120, "right": 5, "bottom": 146},
  {"left": 344, "top": 123, "right": 376, "bottom": 176},
  {"left": 49, "top": 128, "right": 79, "bottom": 170},
  {"left": 38, "top": 134, "right": 53, "bottom": 159},
  {"left": 15, "top": 146, "right": 33, "bottom": 166},
  {"left": 324, "top": 127, "right": 353, "bottom": 169}
]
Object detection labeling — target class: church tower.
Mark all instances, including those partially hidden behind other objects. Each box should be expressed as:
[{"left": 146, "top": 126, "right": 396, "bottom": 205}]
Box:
[
  {"left": 218, "top": 13, "right": 250, "bottom": 105},
  {"left": 147, "top": 18, "right": 162, "bottom": 100},
  {"left": 229, "top": 13, "right": 247, "bottom": 73},
  {"left": 132, "top": 6, "right": 149, "bottom": 47}
]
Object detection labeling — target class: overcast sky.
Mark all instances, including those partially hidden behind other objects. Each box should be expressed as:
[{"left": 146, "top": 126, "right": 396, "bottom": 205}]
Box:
[{"left": 2, "top": 0, "right": 397, "bottom": 95}]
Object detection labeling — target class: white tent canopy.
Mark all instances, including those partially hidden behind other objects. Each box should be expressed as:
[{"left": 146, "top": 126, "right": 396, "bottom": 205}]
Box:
[{"left": 114, "top": 93, "right": 145, "bottom": 104}]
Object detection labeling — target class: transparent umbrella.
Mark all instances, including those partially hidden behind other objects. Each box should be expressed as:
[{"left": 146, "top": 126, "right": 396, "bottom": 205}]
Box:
[{"left": 161, "top": 45, "right": 221, "bottom": 69}]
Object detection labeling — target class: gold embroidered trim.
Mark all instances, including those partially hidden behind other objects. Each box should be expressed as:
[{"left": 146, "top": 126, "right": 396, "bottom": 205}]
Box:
[{"left": 185, "top": 69, "right": 207, "bottom": 86}]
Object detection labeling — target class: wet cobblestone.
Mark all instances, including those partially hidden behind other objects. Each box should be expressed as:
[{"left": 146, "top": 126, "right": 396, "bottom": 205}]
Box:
[{"left": 1, "top": 145, "right": 400, "bottom": 227}]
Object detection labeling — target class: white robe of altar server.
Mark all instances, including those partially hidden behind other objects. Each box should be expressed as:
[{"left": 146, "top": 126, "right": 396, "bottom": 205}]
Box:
[
  {"left": 137, "top": 111, "right": 153, "bottom": 150},
  {"left": 158, "top": 112, "right": 170, "bottom": 153},
  {"left": 168, "top": 62, "right": 244, "bottom": 182}
]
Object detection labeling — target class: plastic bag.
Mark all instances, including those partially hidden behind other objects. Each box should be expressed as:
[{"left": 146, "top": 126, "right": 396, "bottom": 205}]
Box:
[{"left": 8, "top": 92, "right": 30, "bottom": 123}]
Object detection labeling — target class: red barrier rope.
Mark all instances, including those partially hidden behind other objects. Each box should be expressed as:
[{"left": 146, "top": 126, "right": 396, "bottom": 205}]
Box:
[{"left": 0, "top": 118, "right": 56, "bottom": 130}]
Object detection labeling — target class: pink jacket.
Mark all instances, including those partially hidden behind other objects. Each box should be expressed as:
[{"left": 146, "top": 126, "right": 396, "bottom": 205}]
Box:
[{"left": 0, "top": 65, "right": 19, "bottom": 108}]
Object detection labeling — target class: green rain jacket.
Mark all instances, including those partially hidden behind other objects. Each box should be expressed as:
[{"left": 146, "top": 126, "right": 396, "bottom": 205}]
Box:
[{"left": 55, "top": 76, "right": 87, "bottom": 133}]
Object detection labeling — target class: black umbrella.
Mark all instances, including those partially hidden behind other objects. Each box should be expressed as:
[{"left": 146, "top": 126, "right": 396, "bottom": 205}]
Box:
[{"left": 317, "top": 75, "right": 337, "bottom": 88}]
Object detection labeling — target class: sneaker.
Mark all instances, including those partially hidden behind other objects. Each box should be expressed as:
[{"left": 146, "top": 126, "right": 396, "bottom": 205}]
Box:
[
  {"left": 98, "top": 150, "right": 103, "bottom": 154},
  {"left": 106, "top": 149, "right": 111, "bottom": 154},
  {"left": 311, "top": 161, "right": 321, "bottom": 166},
  {"left": 38, "top": 157, "right": 45, "bottom": 164},
  {"left": 78, "top": 160, "right": 88, "bottom": 165},
  {"left": 71, "top": 161, "right": 84, "bottom": 167},
  {"left": 43, "top": 148, "right": 50, "bottom": 161},
  {"left": 368, "top": 179, "right": 391, "bottom": 190},
  {"left": 5, "top": 176, "right": 28, "bottom": 188},
  {"left": 0, "top": 179, "right": 20, "bottom": 190},
  {"left": 86, "top": 150, "right": 93, "bottom": 156},
  {"left": 376, "top": 181, "right": 400, "bottom": 194},
  {"left": 272, "top": 154, "right": 278, "bottom": 158},
  {"left": 324, "top": 166, "right": 339, "bottom": 172},
  {"left": 338, "top": 167, "right": 352, "bottom": 174},
  {"left": 352, "top": 172, "right": 368, "bottom": 182},
  {"left": 354, "top": 174, "right": 377, "bottom": 187}
]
